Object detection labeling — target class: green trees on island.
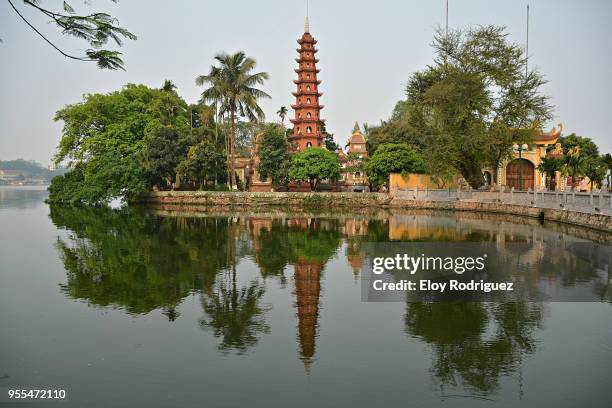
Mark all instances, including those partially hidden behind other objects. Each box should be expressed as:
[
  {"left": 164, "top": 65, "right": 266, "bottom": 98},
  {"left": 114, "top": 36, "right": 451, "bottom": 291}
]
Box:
[
  {"left": 49, "top": 83, "right": 190, "bottom": 205},
  {"left": 196, "top": 52, "right": 271, "bottom": 190},
  {"left": 289, "top": 148, "right": 340, "bottom": 191},
  {"left": 366, "top": 143, "right": 425, "bottom": 188},
  {"left": 48, "top": 50, "right": 273, "bottom": 205}
]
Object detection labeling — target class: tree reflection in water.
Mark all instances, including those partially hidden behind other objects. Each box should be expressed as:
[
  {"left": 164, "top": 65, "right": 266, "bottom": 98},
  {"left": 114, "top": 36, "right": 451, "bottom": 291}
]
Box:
[
  {"left": 199, "top": 277, "right": 270, "bottom": 355},
  {"left": 405, "top": 302, "right": 542, "bottom": 394},
  {"left": 49, "top": 206, "right": 611, "bottom": 392}
]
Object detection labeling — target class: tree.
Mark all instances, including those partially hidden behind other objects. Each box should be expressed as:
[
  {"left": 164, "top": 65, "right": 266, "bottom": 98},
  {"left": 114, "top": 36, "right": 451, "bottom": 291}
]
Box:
[
  {"left": 583, "top": 156, "right": 607, "bottom": 191},
  {"left": 49, "top": 84, "right": 190, "bottom": 205},
  {"left": 176, "top": 139, "right": 224, "bottom": 189},
  {"left": 196, "top": 52, "right": 270, "bottom": 190},
  {"left": 343, "top": 153, "right": 367, "bottom": 177},
  {"left": 321, "top": 122, "right": 339, "bottom": 151},
  {"left": 563, "top": 147, "right": 585, "bottom": 191},
  {"left": 257, "top": 124, "right": 291, "bottom": 189},
  {"left": 366, "top": 143, "right": 425, "bottom": 188},
  {"left": 161, "top": 79, "right": 177, "bottom": 93},
  {"left": 7, "top": 0, "right": 136, "bottom": 70},
  {"left": 559, "top": 134, "right": 599, "bottom": 159},
  {"left": 373, "top": 26, "right": 552, "bottom": 188},
  {"left": 289, "top": 148, "right": 340, "bottom": 191},
  {"left": 558, "top": 135, "right": 600, "bottom": 191},
  {"left": 276, "top": 106, "right": 288, "bottom": 126},
  {"left": 536, "top": 156, "right": 562, "bottom": 190},
  {"left": 141, "top": 127, "right": 186, "bottom": 190}
]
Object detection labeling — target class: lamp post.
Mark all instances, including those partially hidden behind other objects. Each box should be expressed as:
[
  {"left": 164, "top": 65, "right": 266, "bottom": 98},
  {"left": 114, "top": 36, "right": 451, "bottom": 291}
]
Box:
[{"left": 513, "top": 143, "right": 529, "bottom": 190}]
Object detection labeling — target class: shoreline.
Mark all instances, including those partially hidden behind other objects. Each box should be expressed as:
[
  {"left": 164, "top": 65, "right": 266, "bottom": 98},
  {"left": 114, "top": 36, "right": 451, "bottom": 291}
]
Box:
[{"left": 146, "top": 191, "right": 612, "bottom": 233}]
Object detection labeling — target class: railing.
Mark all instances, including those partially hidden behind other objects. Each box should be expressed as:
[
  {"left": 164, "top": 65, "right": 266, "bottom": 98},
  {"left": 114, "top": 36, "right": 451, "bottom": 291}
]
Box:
[{"left": 393, "top": 186, "right": 612, "bottom": 215}]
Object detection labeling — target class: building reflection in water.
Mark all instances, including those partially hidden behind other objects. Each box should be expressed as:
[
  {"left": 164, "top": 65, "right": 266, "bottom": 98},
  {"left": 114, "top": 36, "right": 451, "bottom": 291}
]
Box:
[
  {"left": 49, "top": 205, "right": 612, "bottom": 392},
  {"left": 293, "top": 256, "right": 321, "bottom": 373}
]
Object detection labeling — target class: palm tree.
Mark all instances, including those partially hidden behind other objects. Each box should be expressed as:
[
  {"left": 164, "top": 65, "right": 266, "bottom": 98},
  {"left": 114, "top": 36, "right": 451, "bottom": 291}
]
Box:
[
  {"left": 536, "top": 156, "right": 562, "bottom": 191},
  {"left": 161, "top": 79, "right": 177, "bottom": 92},
  {"left": 196, "top": 52, "right": 270, "bottom": 189},
  {"left": 563, "top": 148, "right": 585, "bottom": 191},
  {"left": 277, "top": 106, "right": 288, "bottom": 126}
]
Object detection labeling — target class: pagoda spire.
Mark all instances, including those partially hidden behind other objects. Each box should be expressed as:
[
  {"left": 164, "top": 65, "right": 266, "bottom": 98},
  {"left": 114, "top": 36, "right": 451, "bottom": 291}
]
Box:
[{"left": 305, "top": 0, "right": 310, "bottom": 33}]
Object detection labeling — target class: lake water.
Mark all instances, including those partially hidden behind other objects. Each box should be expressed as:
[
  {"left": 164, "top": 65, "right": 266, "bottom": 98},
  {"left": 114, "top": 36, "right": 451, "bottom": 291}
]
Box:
[{"left": 1, "top": 186, "right": 611, "bottom": 407}]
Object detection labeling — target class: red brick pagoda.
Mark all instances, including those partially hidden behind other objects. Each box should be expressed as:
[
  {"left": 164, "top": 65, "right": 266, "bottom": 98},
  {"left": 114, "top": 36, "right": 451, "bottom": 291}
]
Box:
[{"left": 290, "top": 17, "right": 325, "bottom": 150}]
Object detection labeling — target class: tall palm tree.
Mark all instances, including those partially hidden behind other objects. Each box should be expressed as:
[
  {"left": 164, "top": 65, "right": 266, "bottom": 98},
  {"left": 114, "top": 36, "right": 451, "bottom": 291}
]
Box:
[
  {"left": 196, "top": 52, "right": 270, "bottom": 189},
  {"left": 277, "top": 106, "right": 288, "bottom": 127}
]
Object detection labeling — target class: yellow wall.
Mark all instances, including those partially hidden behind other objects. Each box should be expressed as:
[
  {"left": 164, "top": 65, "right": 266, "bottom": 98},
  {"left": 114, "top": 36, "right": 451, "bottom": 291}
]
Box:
[{"left": 389, "top": 173, "right": 459, "bottom": 190}]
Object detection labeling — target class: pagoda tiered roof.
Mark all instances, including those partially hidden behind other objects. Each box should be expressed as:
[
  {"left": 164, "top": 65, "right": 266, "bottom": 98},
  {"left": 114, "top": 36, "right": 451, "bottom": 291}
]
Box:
[
  {"left": 297, "top": 38, "right": 317, "bottom": 44},
  {"left": 294, "top": 68, "right": 320, "bottom": 74},
  {"left": 290, "top": 117, "right": 325, "bottom": 124},
  {"left": 292, "top": 90, "right": 323, "bottom": 97},
  {"left": 295, "top": 57, "right": 320, "bottom": 64},
  {"left": 291, "top": 103, "right": 325, "bottom": 110},
  {"left": 293, "top": 79, "right": 322, "bottom": 85},
  {"left": 296, "top": 48, "right": 318, "bottom": 53}
]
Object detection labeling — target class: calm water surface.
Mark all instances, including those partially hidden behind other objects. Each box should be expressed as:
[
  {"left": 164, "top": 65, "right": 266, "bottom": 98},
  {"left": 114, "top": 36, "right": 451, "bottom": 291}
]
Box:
[{"left": 0, "top": 186, "right": 611, "bottom": 407}]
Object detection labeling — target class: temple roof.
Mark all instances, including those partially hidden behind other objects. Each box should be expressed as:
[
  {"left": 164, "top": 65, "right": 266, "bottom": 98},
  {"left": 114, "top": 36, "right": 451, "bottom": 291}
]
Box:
[
  {"left": 535, "top": 123, "right": 563, "bottom": 143},
  {"left": 348, "top": 125, "right": 366, "bottom": 145}
]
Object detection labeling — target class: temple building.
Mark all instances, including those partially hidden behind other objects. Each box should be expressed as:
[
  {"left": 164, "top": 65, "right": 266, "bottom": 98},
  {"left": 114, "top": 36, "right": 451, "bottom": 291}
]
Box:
[
  {"left": 339, "top": 122, "right": 369, "bottom": 191},
  {"left": 290, "top": 17, "right": 325, "bottom": 150},
  {"left": 483, "top": 124, "right": 564, "bottom": 191}
]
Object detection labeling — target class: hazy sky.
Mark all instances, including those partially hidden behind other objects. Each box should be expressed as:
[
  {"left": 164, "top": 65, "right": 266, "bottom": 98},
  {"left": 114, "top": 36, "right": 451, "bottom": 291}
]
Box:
[{"left": 1, "top": 0, "right": 611, "bottom": 164}]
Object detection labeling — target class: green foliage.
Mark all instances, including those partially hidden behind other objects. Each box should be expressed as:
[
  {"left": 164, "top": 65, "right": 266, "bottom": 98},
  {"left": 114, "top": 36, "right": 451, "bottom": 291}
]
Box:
[
  {"left": 343, "top": 153, "right": 368, "bottom": 176},
  {"left": 196, "top": 51, "right": 270, "bottom": 189},
  {"left": 559, "top": 134, "right": 600, "bottom": 159},
  {"left": 366, "top": 143, "right": 425, "bottom": 188},
  {"left": 583, "top": 156, "right": 607, "bottom": 190},
  {"left": 257, "top": 124, "right": 291, "bottom": 189},
  {"left": 556, "top": 134, "right": 604, "bottom": 190},
  {"left": 10, "top": 0, "right": 136, "bottom": 70},
  {"left": 176, "top": 139, "right": 225, "bottom": 189},
  {"left": 536, "top": 156, "right": 563, "bottom": 190},
  {"left": 321, "top": 122, "right": 339, "bottom": 151},
  {"left": 368, "top": 25, "right": 552, "bottom": 188},
  {"left": 288, "top": 148, "right": 340, "bottom": 191},
  {"left": 49, "top": 84, "right": 190, "bottom": 205},
  {"left": 276, "top": 106, "right": 288, "bottom": 126},
  {"left": 141, "top": 127, "right": 187, "bottom": 189}
]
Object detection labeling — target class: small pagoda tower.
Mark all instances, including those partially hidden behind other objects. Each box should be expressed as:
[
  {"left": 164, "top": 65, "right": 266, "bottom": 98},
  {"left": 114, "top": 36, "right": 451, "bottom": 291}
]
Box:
[{"left": 290, "top": 16, "right": 325, "bottom": 150}]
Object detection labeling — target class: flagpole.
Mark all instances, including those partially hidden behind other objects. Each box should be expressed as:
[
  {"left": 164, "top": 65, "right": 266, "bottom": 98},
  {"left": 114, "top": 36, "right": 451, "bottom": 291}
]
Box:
[
  {"left": 445, "top": 0, "right": 449, "bottom": 36},
  {"left": 526, "top": 4, "right": 530, "bottom": 78}
]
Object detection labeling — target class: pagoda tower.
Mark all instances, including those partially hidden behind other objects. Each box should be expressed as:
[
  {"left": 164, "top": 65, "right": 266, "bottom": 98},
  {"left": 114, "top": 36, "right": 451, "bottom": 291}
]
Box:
[{"left": 290, "top": 16, "right": 325, "bottom": 150}]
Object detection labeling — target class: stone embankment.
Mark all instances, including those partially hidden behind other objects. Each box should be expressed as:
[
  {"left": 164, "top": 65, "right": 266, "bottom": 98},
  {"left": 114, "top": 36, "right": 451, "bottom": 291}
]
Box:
[{"left": 146, "top": 191, "right": 612, "bottom": 232}]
